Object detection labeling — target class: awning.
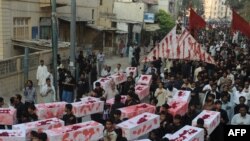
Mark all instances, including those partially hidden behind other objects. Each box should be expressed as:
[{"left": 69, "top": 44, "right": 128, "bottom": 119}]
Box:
[
  {"left": 58, "top": 16, "right": 93, "bottom": 23},
  {"left": 144, "top": 24, "right": 160, "bottom": 32},
  {"left": 116, "top": 30, "right": 128, "bottom": 34},
  {"left": 86, "top": 24, "right": 117, "bottom": 31}
]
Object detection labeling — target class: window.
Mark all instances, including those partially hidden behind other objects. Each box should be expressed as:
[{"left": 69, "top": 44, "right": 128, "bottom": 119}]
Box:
[
  {"left": 13, "top": 18, "right": 30, "bottom": 40},
  {"left": 40, "top": 17, "right": 51, "bottom": 39},
  {"left": 100, "top": 0, "right": 102, "bottom": 6},
  {"left": 111, "top": 22, "right": 117, "bottom": 28}
]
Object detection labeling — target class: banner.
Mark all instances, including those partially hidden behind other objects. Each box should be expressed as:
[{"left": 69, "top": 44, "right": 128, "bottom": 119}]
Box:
[{"left": 142, "top": 26, "right": 215, "bottom": 65}]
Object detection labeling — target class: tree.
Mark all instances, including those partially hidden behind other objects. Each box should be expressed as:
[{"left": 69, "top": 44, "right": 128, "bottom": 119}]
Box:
[{"left": 155, "top": 10, "right": 175, "bottom": 38}]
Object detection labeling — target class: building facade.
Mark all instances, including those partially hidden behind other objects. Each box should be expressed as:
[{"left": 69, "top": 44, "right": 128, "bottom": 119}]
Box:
[
  {"left": 203, "top": 0, "right": 232, "bottom": 21},
  {"left": 0, "top": 0, "right": 104, "bottom": 59},
  {"left": 0, "top": 0, "right": 51, "bottom": 59}
]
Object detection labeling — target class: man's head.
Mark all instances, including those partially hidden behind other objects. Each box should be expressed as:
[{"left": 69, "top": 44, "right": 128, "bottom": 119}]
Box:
[
  {"left": 158, "top": 82, "right": 164, "bottom": 89},
  {"left": 209, "top": 80, "right": 214, "bottom": 86},
  {"left": 65, "top": 104, "right": 73, "bottom": 113},
  {"left": 28, "top": 104, "right": 36, "bottom": 114},
  {"left": 15, "top": 94, "right": 22, "bottom": 104},
  {"left": 95, "top": 82, "right": 101, "bottom": 88},
  {"left": 127, "top": 93, "right": 134, "bottom": 101},
  {"left": 239, "top": 105, "right": 248, "bottom": 117},
  {"left": 191, "top": 82, "right": 196, "bottom": 88},
  {"left": 107, "top": 66, "right": 111, "bottom": 72},
  {"left": 244, "top": 81, "right": 249, "bottom": 89},
  {"left": 173, "top": 115, "right": 182, "bottom": 125},
  {"left": 150, "top": 98, "right": 158, "bottom": 106},
  {"left": 114, "top": 94, "right": 121, "bottom": 103},
  {"left": 10, "top": 97, "right": 15, "bottom": 106},
  {"left": 27, "top": 80, "right": 33, "bottom": 87},
  {"left": 40, "top": 60, "right": 44, "bottom": 66},
  {"left": 221, "top": 93, "right": 229, "bottom": 103},
  {"left": 161, "top": 103, "right": 170, "bottom": 112},
  {"left": 160, "top": 111, "right": 166, "bottom": 122},
  {"left": 206, "top": 94, "right": 214, "bottom": 102},
  {"left": 113, "top": 110, "right": 121, "bottom": 120},
  {"left": 215, "top": 100, "right": 222, "bottom": 110},
  {"left": 238, "top": 85, "right": 244, "bottom": 92},
  {"left": 223, "top": 72, "right": 227, "bottom": 78},
  {"left": 38, "top": 133, "right": 47, "bottom": 141},
  {"left": 105, "top": 119, "right": 114, "bottom": 130},
  {"left": 211, "top": 84, "right": 217, "bottom": 91},
  {"left": 239, "top": 96, "right": 246, "bottom": 105},
  {"left": 46, "top": 78, "right": 51, "bottom": 86},
  {"left": 188, "top": 103, "right": 196, "bottom": 112},
  {"left": 117, "top": 64, "right": 121, "bottom": 69},
  {"left": 197, "top": 118, "right": 204, "bottom": 127}
]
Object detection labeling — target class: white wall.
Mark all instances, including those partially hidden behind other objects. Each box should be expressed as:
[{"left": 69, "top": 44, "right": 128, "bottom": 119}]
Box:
[
  {"left": 158, "top": 0, "right": 170, "bottom": 13},
  {"left": 113, "top": 2, "right": 144, "bottom": 22}
]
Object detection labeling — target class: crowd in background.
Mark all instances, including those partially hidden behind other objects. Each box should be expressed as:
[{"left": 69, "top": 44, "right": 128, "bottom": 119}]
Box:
[{"left": 1, "top": 25, "right": 250, "bottom": 141}]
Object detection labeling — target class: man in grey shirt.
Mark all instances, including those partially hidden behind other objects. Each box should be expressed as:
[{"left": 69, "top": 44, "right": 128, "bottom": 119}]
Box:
[{"left": 23, "top": 80, "right": 36, "bottom": 105}]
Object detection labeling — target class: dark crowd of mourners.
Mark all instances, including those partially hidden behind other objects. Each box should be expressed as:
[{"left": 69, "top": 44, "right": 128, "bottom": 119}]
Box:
[{"left": 1, "top": 26, "right": 250, "bottom": 141}]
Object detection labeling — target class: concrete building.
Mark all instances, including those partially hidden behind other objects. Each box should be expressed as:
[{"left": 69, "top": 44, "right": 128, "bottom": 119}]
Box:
[
  {"left": 0, "top": 0, "right": 53, "bottom": 59},
  {"left": 0, "top": 0, "right": 124, "bottom": 59},
  {"left": 203, "top": 0, "right": 232, "bottom": 21}
]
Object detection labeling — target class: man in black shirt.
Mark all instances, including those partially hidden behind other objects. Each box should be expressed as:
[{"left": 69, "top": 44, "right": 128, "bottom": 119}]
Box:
[
  {"left": 234, "top": 96, "right": 249, "bottom": 114},
  {"left": 113, "top": 110, "right": 122, "bottom": 124},
  {"left": 110, "top": 95, "right": 125, "bottom": 119},
  {"left": 62, "top": 104, "right": 77, "bottom": 126},
  {"left": 125, "top": 93, "right": 137, "bottom": 107},
  {"left": 182, "top": 104, "right": 199, "bottom": 125},
  {"left": 14, "top": 94, "right": 26, "bottom": 124},
  {"left": 27, "top": 104, "right": 38, "bottom": 122},
  {"left": 210, "top": 100, "right": 229, "bottom": 141},
  {"left": 77, "top": 73, "right": 88, "bottom": 99},
  {"left": 90, "top": 82, "right": 105, "bottom": 98}
]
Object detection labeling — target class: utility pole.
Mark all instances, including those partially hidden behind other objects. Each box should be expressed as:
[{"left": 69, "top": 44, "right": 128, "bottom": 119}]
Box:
[
  {"left": 70, "top": 0, "right": 76, "bottom": 77},
  {"left": 24, "top": 47, "right": 29, "bottom": 84},
  {"left": 51, "top": 0, "right": 58, "bottom": 99}
]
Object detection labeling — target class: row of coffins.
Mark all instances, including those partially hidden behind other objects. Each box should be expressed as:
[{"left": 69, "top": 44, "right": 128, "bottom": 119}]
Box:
[
  {"left": 94, "top": 67, "right": 151, "bottom": 101},
  {"left": 0, "top": 119, "right": 104, "bottom": 141},
  {"left": 0, "top": 95, "right": 159, "bottom": 141},
  {"left": 164, "top": 110, "right": 220, "bottom": 141},
  {"left": 0, "top": 111, "right": 159, "bottom": 141},
  {"left": 0, "top": 71, "right": 220, "bottom": 141},
  {"left": 164, "top": 89, "right": 220, "bottom": 141}
]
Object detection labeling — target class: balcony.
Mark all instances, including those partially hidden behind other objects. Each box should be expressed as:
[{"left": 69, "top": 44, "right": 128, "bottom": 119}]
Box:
[{"left": 40, "top": 0, "right": 67, "bottom": 8}]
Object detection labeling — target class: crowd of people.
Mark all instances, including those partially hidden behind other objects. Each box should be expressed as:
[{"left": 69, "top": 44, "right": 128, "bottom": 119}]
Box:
[{"left": 1, "top": 25, "right": 250, "bottom": 141}]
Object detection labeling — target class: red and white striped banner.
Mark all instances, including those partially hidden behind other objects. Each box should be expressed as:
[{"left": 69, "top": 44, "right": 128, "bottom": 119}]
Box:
[{"left": 142, "top": 26, "right": 215, "bottom": 65}]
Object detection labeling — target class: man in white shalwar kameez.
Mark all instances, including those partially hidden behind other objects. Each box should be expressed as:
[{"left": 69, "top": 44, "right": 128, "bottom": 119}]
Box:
[
  {"left": 128, "top": 45, "right": 134, "bottom": 64},
  {"left": 36, "top": 60, "right": 48, "bottom": 93},
  {"left": 40, "top": 78, "right": 56, "bottom": 103}
]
